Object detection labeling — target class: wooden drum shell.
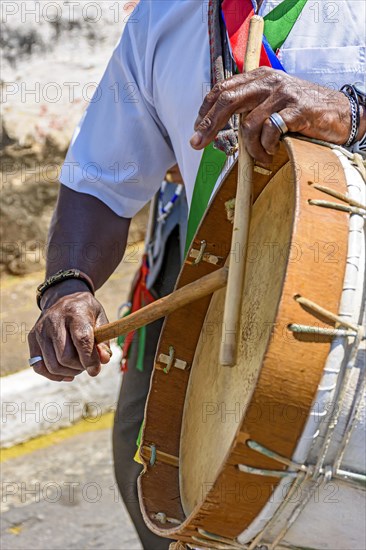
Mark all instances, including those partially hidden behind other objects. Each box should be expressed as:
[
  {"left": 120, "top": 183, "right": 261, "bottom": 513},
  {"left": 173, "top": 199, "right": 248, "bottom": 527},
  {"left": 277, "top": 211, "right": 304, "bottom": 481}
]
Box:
[{"left": 137, "top": 138, "right": 349, "bottom": 544}]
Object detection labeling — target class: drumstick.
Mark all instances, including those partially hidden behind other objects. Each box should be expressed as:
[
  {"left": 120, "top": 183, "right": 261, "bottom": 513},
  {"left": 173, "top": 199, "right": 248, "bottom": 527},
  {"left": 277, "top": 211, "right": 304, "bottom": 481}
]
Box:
[
  {"left": 219, "top": 15, "right": 264, "bottom": 366},
  {"left": 94, "top": 267, "right": 228, "bottom": 344}
]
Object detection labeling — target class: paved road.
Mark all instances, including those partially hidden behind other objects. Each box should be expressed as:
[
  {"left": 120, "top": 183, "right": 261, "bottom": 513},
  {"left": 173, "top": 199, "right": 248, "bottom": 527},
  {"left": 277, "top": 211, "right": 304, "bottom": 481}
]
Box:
[{"left": 1, "top": 428, "right": 142, "bottom": 550}]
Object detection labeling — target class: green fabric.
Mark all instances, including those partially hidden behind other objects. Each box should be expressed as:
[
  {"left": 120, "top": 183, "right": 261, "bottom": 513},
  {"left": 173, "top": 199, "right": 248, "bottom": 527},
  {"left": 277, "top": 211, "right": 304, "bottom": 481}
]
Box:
[
  {"left": 185, "top": 0, "right": 308, "bottom": 254},
  {"left": 264, "top": 0, "right": 308, "bottom": 50},
  {"left": 185, "top": 143, "right": 227, "bottom": 255},
  {"left": 117, "top": 309, "right": 131, "bottom": 347},
  {"left": 136, "top": 326, "right": 146, "bottom": 372},
  {"left": 117, "top": 308, "right": 145, "bottom": 371},
  {"left": 136, "top": 421, "right": 144, "bottom": 447},
  {"left": 118, "top": 319, "right": 146, "bottom": 372}
]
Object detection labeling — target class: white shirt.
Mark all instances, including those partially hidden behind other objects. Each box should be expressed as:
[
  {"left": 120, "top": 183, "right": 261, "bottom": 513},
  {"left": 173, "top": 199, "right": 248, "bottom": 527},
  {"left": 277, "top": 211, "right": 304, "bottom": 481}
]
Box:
[{"left": 60, "top": 0, "right": 365, "bottom": 218}]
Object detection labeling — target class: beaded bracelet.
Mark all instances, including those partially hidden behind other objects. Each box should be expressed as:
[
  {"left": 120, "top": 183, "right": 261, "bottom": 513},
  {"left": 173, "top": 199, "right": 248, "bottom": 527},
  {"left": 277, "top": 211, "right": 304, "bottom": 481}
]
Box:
[{"left": 36, "top": 268, "right": 95, "bottom": 310}]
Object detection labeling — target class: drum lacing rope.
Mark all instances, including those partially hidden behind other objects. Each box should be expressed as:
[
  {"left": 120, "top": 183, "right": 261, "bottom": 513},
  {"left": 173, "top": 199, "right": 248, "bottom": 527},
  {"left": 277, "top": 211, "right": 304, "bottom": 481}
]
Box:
[
  {"left": 293, "top": 295, "right": 362, "bottom": 333},
  {"left": 311, "top": 327, "right": 365, "bottom": 487},
  {"left": 308, "top": 199, "right": 365, "bottom": 216},
  {"left": 308, "top": 171, "right": 366, "bottom": 215},
  {"left": 190, "top": 392, "right": 365, "bottom": 548},
  {"left": 310, "top": 183, "right": 366, "bottom": 210},
  {"left": 192, "top": 530, "right": 246, "bottom": 549},
  {"left": 238, "top": 439, "right": 365, "bottom": 484},
  {"left": 288, "top": 324, "right": 358, "bottom": 337},
  {"left": 291, "top": 294, "right": 365, "bottom": 478},
  {"left": 242, "top": 334, "right": 365, "bottom": 548},
  {"left": 331, "top": 341, "right": 366, "bottom": 474},
  {"left": 191, "top": 539, "right": 244, "bottom": 550},
  {"left": 290, "top": 295, "right": 365, "bottom": 486},
  {"left": 246, "top": 472, "right": 308, "bottom": 550},
  {"left": 152, "top": 512, "right": 181, "bottom": 525},
  {"left": 294, "top": 135, "right": 366, "bottom": 181},
  {"left": 192, "top": 527, "right": 295, "bottom": 550},
  {"left": 262, "top": 476, "right": 317, "bottom": 550},
  {"left": 238, "top": 438, "right": 365, "bottom": 550}
]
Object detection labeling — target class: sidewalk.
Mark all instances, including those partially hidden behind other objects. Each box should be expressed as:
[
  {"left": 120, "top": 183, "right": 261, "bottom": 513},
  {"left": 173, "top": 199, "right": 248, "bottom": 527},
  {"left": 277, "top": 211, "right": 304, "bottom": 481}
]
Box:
[{"left": 1, "top": 417, "right": 142, "bottom": 550}]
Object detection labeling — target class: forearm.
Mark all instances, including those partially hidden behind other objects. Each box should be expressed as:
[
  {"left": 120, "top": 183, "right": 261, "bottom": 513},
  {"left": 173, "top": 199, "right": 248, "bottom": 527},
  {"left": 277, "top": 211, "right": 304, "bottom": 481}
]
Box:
[{"left": 41, "top": 185, "right": 130, "bottom": 308}]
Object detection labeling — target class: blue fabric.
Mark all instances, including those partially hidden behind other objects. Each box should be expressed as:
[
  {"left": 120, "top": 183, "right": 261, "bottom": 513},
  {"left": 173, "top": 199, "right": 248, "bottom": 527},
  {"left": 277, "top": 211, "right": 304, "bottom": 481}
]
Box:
[{"left": 263, "top": 35, "right": 285, "bottom": 71}]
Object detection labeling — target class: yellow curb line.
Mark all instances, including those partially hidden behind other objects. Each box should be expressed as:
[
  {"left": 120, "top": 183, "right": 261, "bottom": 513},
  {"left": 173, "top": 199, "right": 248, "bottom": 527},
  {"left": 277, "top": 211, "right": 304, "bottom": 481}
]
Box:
[{"left": 0, "top": 411, "right": 114, "bottom": 463}]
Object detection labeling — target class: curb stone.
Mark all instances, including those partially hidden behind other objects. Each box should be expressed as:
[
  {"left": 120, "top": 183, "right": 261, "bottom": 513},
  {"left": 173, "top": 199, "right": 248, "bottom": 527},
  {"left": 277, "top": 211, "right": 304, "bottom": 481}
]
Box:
[{"left": 0, "top": 344, "right": 122, "bottom": 448}]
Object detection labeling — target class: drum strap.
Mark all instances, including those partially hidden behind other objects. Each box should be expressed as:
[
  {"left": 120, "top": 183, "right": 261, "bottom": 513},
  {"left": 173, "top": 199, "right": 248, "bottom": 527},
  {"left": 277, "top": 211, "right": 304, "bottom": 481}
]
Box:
[{"left": 185, "top": 0, "right": 308, "bottom": 253}]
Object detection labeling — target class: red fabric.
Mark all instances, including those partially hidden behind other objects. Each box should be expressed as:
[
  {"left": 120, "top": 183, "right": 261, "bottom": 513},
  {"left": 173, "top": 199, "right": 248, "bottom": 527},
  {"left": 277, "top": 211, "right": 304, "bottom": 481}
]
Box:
[
  {"left": 121, "top": 255, "right": 155, "bottom": 371},
  {"left": 222, "top": 0, "right": 271, "bottom": 72}
]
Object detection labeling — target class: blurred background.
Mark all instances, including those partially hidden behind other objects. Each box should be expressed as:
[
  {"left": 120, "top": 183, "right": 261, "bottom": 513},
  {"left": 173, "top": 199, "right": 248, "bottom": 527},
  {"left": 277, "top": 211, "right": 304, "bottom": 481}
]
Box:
[{"left": 1, "top": 2, "right": 146, "bottom": 548}]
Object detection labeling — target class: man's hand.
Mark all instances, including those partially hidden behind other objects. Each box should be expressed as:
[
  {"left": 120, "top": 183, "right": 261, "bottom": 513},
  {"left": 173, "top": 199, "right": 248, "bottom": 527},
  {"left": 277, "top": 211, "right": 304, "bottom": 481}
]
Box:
[
  {"left": 190, "top": 67, "right": 353, "bottom": 164},
  {"left": 28, "top": 282, "right": 111, "bottom": 382}
]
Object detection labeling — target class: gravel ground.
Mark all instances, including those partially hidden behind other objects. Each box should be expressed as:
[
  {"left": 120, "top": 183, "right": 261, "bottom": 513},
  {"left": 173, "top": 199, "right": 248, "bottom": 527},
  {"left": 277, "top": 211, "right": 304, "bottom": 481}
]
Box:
[{"left": 1, "top": 428, "right": 142, "bottom": 550}]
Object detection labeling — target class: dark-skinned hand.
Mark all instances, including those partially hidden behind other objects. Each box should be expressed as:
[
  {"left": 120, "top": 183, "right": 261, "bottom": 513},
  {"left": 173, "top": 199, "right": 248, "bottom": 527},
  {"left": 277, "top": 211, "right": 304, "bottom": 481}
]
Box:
[
  {"left": 28, "top": 281, "right": 112, "bottom": 382},
  {"left": 190, "top": 67, "right": 355, "bottom": 164}
]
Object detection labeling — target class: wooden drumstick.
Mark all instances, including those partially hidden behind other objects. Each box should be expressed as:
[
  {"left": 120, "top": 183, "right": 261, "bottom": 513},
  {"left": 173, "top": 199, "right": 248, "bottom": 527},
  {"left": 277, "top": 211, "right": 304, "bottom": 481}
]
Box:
[
  {"left": 219, "top": 15, "right": 264, "bottom": 367},
  {"left": 94, "top": 267, "right": 228, "bottom": 344}
]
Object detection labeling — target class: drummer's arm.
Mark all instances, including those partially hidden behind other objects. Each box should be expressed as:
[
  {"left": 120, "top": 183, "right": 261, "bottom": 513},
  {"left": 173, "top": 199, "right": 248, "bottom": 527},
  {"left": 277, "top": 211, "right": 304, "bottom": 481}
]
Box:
[
  {"left": 27, "top": 185, "right": 131, "bottom": 381},
  {"left": 42, "top": 185, "right": 130, "bottom": 300}
]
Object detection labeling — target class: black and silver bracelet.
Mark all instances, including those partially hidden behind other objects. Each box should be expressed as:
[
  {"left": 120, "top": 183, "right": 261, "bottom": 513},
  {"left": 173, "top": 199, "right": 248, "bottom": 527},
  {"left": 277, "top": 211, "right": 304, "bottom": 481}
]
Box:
[
  {"left": 341, "top": 88, "right": 359, "bottom": 147},
  {"left": 340, "top": 84, "right": 366, "bottom": 150}
]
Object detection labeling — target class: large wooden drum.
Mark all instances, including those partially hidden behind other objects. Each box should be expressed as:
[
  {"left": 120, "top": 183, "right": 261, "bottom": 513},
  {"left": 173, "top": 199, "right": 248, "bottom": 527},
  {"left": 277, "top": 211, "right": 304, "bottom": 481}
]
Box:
[{"left": 137, "top": 138, "right": 366, "bottom": 549}]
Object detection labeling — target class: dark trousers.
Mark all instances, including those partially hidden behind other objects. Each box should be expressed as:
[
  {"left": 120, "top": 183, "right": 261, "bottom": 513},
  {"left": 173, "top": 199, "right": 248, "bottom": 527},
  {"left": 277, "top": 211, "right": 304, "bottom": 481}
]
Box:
[{"left": 113, "top": 229, "right": 181, "bottom": 550}]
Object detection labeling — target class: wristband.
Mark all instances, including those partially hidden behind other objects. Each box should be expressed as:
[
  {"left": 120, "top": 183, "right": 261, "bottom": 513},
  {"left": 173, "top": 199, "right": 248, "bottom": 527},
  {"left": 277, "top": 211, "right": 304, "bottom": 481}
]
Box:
[
  {"left": 341, "top": 84, "right": 366, "bottom": 109},
  {"left": 37, "top": 269, "right": 95, "bottom": 310},
  {"left": 340, "top": 84, "right": 366, "bottom": 147},
  {"left": 341, "top": 91, "right": 359, "bottom": 147}
]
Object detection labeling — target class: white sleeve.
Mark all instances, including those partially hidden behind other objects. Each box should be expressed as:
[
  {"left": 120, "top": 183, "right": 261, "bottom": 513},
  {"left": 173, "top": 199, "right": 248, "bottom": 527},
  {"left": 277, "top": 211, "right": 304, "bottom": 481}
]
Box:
[{"left": 59, "top": 12, "right": 176, "bottom": 218}]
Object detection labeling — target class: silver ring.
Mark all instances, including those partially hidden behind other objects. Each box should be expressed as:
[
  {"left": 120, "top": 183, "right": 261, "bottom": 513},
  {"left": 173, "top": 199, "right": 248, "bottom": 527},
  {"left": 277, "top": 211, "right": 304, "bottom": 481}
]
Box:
[
  {"left": 269, "top": 112, "right": 288, "bottom": 135},
  {"left": 28, "top": 356, "right": 43, "bottom": 366}
]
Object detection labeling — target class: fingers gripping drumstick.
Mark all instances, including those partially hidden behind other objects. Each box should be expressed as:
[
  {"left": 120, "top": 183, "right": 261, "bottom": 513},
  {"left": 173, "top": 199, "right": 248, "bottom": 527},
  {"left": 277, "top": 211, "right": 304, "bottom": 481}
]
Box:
[{"left": 219, "top": 15, "right": 264, "bottom": 366}]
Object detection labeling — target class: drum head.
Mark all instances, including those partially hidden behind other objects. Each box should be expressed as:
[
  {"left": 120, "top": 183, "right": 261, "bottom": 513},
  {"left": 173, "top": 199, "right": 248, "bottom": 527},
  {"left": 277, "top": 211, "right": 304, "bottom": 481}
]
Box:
[{"left": 180, "top": 165, "right": 296, "bottom": 515}]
